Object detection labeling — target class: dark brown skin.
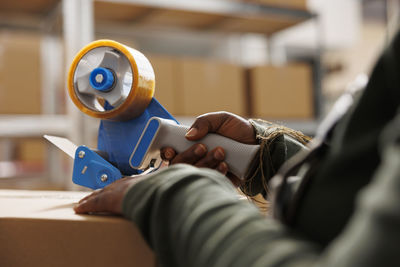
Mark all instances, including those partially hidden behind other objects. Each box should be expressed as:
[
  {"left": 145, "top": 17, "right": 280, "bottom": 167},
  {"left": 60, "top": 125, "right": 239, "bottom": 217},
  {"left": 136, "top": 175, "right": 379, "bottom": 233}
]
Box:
[
  {"left": 74, "top": 111, "right": 257, "bottom": 215},
  {"left": 74, "top": 175, "right": 146, "bottom": 215},
  {"left": 161, "top": 111, "right": 257, "bottom": 185}
]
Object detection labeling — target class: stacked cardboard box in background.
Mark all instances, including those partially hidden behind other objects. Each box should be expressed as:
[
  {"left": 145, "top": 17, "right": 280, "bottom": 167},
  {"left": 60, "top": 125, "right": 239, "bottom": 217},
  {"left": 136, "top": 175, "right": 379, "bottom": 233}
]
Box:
[
  {"left": 249, "top": 63, "right": 314, "bottom": 119},
  {"left": 147, "top": 54, "right": 180, "bottom": 115},
  {"left": 151, "top": 54, "right": 313, "bottom": 120},
  {"left": 0, "top": 30, "right": 46, "bottom": 164},
  {"left": 150, "top": 55, "right": 246, "bottom": 117},
  {"left": 0, "top": 31, "right": 42, "bottom": 115},
  {"left": 178, "top": 57, "right": 246, "bottom": 116}
]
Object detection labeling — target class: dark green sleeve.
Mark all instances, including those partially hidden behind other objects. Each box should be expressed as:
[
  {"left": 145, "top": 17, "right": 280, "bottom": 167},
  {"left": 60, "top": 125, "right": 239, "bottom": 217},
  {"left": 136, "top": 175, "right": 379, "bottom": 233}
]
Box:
[
  {"left": 123, "top": 137, "right": 400, "bottom": 267},
  {"left": 123, "top": 164, "right": 319, "bottom": 267},
  {"left": 314, "top": 139, "right": 400, "bottom": 266},
  {"left": 242, "top": 119, "right": 310, "bottom": 197}
]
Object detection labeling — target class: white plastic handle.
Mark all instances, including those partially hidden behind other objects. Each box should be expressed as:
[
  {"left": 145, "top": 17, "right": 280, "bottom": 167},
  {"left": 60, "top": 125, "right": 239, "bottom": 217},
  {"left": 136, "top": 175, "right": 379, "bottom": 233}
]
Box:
[{"left": 143, "top": 118, "right": 260, "bottom": 179}]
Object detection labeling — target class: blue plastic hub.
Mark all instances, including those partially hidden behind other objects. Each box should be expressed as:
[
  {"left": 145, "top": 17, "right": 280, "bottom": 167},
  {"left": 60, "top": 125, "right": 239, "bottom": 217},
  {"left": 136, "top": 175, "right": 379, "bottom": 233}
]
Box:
[{"left": 89, "top": 67, "right": 115, "bottom": 91}]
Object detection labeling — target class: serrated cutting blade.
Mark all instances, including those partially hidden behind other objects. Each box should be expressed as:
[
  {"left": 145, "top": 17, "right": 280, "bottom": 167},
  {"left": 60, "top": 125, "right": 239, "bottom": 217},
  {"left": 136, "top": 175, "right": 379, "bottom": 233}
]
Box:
[{"left": 43, "top": 135, "right": 78, "bottom": 159}]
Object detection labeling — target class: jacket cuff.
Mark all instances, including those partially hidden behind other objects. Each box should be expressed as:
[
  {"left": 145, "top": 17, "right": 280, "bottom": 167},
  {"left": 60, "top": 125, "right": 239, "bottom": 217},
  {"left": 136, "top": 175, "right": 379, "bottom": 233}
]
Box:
[{"left": 240, "top": 119, "right": 310, "bottom": 197}]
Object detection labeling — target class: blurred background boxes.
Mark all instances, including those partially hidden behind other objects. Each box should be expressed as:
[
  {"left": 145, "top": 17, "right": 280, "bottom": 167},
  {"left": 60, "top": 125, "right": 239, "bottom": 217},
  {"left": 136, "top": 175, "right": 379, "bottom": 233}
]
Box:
[
  {"left": 151, "top": 55, "right": 313, "bottom": 119},
  {"left": 0, "top": 31, "right": 41, "bottom": 115},
  {"left": 0, "top": 31, "right": 46, "bottom": 169},
  {"left": 148, "top": 54, "right": 179, "bottom": 115},
  {"left": 150, "top": 55, "right": 246, "bottom": 117},
  {"left": 177, "top": 58, "right": 246, "bottom": 116},
  {"left": 249, "top": 63, "right": 313, "bottom": 119},
  {"left": 16, "top": 138, "right": 46, "bottom": 163}
]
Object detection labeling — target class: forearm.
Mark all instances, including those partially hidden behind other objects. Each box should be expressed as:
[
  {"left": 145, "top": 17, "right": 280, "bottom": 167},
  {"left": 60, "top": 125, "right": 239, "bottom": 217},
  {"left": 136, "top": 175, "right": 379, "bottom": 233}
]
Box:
[
  {"left": 123, "top": 164, "right": 320, "bottom": 267},
  {"left": 122, "top": 157, "right": 400, "bottom": 267}
]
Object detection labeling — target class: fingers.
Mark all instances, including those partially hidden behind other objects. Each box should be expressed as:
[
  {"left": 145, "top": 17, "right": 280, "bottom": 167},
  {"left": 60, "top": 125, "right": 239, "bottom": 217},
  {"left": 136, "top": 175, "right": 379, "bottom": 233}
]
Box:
[
  {"left": 185, "top": 112, "right": 228, "bottom": 141},
  {"left": 74, "top": 190, "right": 114, "bottom": 214},
  {"left": 194, "top": 147, "right": 228, "bottom": 176},
  {"left": 185, "top": 111, "right": 257, "bottom": 144},
  {"left": 78, "top": 188, "right": 102, "bottom": 204},
  {"left": 74, "top": 176, "right": 138, "bottom": 215},
  {"left": 217, "top": 162, "right": 229, "bottom": 175},
  {"left": 161, "top": 147, "right": 176, "bottom": 161},
  {"left": 170, "top": 143, "right": 207, "bottom": 165},
  {"left": 161, "top": 144, "right": 229, "bottom": 176},
  {"left": 194, "top": 147, "right": 224, "bottom": 168}
]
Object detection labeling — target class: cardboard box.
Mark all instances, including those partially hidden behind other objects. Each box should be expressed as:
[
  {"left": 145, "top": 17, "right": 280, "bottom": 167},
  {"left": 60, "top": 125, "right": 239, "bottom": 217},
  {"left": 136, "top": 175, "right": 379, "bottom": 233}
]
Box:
[
  {"left": 0, "top": 190, "right": 155, "bottom": 267},
  {"left": 177, "top": 57, "right": 246, "bottom": 116},
  {"left": 147, "top": 55, "right": 246, "bottom": 117},
  {"left": 16, "top": 138, "right": 46, "bottom": 162},
  {"left": 0, "top": 30, "right": 46, "bottom": 163},
  {"left": 147, "top": 54, "right": 179, "bottom": 115},
  {"left": 0, "top": 30, "right": 42, "bottom": 114},
  {"left": 250, "top": 63, "right": 314, "bottom": 119}
]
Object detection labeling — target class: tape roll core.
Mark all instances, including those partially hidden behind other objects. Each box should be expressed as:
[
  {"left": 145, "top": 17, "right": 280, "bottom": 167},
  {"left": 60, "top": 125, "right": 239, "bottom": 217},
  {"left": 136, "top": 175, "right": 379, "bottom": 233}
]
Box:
[{"left": 89, "top": 67, "right": 115, "bottom": 92}]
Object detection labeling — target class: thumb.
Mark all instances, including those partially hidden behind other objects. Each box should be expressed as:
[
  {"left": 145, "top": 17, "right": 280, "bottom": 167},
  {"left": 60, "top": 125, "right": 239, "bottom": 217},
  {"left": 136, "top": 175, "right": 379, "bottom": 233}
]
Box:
[{"left": 185, "top": 112, "right": 227, "bottom": 141}]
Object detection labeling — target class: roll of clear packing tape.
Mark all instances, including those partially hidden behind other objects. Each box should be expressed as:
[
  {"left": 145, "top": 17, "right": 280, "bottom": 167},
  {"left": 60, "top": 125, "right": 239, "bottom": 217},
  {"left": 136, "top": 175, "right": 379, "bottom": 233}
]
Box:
[{"left": 68, "top": 40, "right": 155, "bottom": 121}]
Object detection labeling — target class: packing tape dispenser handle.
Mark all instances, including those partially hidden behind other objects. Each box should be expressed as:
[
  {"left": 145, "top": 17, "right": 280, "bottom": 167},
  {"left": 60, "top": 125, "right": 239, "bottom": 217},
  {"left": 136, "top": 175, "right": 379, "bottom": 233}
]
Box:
[{"left": 130, "top": 117, "right": 260, "bottom": 180}]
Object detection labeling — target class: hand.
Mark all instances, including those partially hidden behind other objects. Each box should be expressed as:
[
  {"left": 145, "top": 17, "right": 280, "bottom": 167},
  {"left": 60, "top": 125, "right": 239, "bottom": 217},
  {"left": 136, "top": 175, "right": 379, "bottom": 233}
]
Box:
[
  {"left": 74, "top": 175, "right": 146, "bottom": 215},
  {"left": 161, "top": 112, "right": 256, "bottom": 184},
  {"left": 184, "top": 112, "right": 257, "bottom": 145}
]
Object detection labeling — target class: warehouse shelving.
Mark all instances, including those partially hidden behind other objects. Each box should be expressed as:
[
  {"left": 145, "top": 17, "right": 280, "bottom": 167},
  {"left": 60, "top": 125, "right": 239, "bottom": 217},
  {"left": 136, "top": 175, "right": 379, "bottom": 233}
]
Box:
[
  {"left": 0, "top": 0, "right": 316, "bottom": 188},
  {"left": 0, "top": 115, "right": 67, "bottom": 137},
  {"left": 0, "top": 0, "right": 312, "bottom": 33}
]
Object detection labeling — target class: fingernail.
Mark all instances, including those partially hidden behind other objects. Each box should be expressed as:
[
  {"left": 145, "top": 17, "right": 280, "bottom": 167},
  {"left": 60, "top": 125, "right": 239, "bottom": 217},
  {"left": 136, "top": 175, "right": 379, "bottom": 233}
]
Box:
[
  {"left": 218, "top": 162, "right": 228, "bottom": 173},
  {"left": 214, "top": 148, "right": 225, "bottom": 161},
  {"left": 194, "top": 144, "right": 206, "bottom": 156},
  {"left": 186, "top": 128, "right": 198, "bottom": 138},
  {"left": 165, "top": 149, "right": 173, "bottom": 159},
  {"left": 73, "top": 203, "right": 82, "bottom": 212}
]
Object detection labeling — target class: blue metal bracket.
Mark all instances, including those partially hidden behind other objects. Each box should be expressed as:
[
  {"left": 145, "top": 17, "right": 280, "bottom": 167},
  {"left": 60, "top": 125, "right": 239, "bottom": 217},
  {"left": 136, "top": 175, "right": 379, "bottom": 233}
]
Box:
[
  {"left": 72, "top": 146, "right": 123, "bottom": 190},
  {"left": 71, "top": 97, "right": 177, "bottom": 189}
]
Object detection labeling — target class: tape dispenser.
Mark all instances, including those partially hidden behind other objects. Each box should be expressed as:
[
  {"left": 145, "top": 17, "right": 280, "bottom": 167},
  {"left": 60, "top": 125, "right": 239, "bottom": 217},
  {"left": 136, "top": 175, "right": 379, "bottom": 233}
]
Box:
[{"left": 52, "top": 40, "right": 259, "bottom": 189}]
